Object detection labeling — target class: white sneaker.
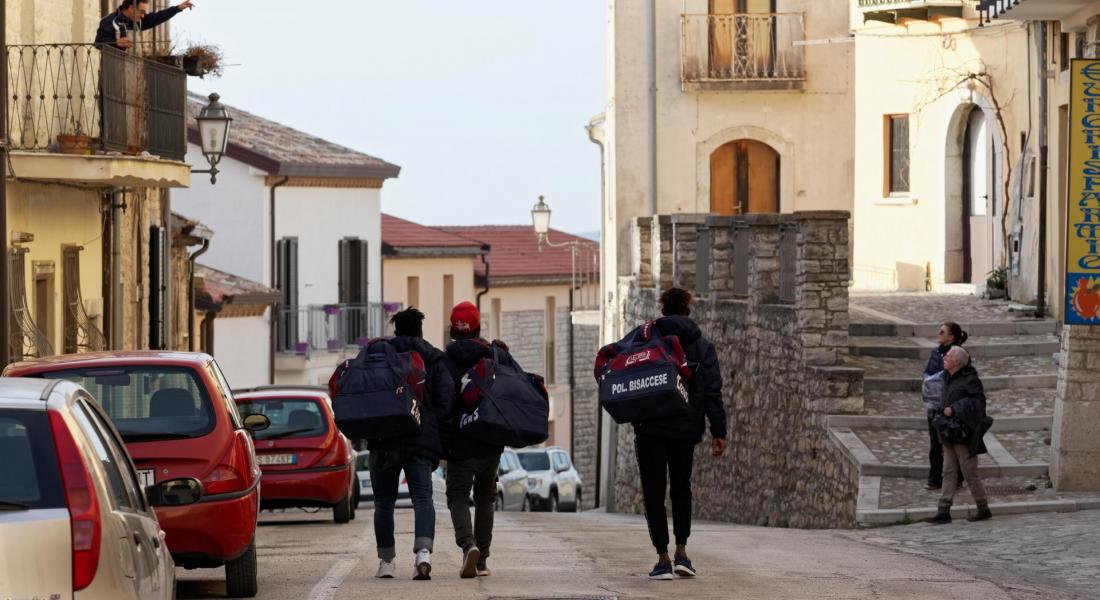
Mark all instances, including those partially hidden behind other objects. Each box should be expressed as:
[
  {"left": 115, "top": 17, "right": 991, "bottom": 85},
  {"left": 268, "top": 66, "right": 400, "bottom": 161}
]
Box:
[
  {"left": 375, "top": 560, "right": 395, "bottom": 579},
  {"left": 414, "top": 549, "right": 432, "bottom": 580}
]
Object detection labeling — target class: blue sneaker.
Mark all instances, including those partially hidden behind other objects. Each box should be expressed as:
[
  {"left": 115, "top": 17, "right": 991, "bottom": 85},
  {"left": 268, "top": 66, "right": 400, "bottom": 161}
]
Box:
[
  {"left": 649, "top": 561, "right": 674, "bottom": 580},
  {"left": 674, "top": 555, "right": 697, "bottom": 577}
]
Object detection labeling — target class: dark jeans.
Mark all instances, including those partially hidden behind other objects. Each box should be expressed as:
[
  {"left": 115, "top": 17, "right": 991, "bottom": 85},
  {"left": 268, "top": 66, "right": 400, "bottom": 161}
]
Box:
[
  {"left": 446, "top": 454, "right": 499, "bottom": 559},
  {"left": 927, "top": 409, "right": 944, "bottom": 486},
  {"left": 636, "top": 434, "right": 695, "bottom": 555},
  {"left": 369, "top": 449, "right": 435, "bottom": 561}
]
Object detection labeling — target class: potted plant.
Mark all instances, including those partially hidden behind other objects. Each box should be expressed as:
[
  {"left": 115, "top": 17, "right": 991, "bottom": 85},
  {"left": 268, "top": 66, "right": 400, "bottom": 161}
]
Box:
[
  {"left": 57, "top": 117, "right": 92, "bottom": 155},
  {"left": 182, "top": 44, "right": 224, "bottom": 79},
  {"left": 986, "top": 267, "right": 1007, "bottom": 299}
]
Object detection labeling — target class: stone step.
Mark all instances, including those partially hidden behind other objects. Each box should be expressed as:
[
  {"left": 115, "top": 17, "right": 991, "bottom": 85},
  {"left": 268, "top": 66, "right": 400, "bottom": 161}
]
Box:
[
  {"left": 849, "top": 335, "right": 1060, "bottom": 360},
  {"left": 829, "top": 427, "right": 1052, "bottom": 474},
  {"left": 850, "top": 320, "right": 1058, "bottom": 338},
  {"left": 828, "top": 414, "right": 1052, "bottom": 432},
  {"left": 860, "top": 462, "right": 1049, "bottom": 478},
  {"left": 857, "top": 497, "right": 1100, "bottom": 526},
  {"left": 863, "top": 374, "right": 1058, "bottom": 392},
  {"left": 862, "top": 388, "right": 1057, "bottom": 419}
]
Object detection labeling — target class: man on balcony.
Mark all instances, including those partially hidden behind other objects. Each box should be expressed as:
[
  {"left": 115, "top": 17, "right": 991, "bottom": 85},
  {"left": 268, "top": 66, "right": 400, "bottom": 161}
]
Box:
[{"left": 95, "top": 0, "right": 196, "bottom": 50}]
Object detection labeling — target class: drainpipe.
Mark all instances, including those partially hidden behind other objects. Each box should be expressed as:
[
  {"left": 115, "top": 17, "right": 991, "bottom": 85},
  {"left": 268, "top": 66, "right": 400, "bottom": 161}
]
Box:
[
  {"left": 475, "top": 247, "right": 491, "bottom": 310},
  {"left": 162, "top": 191, "right": 172, "bottom": 349},
  {"left": 1, "top": 0, "right": 10, "bottom": 366},
  {"left": 586, "top": 118, "right": 606, "bottom": 508},
  {"left": 187, "top": 239, "right": 209, "bottom": 351},
  {"left": 647, "top": 0, "right": 658, "bottom": 216},
  {"left": 1036, "top": 22, "right": 1049, "bottom": 319},
  {"left": 269, "top": 176, "right": 289, "bottom": 383},
  {"left": 110, "top": 189, "right": 125, "bottom": 349}
]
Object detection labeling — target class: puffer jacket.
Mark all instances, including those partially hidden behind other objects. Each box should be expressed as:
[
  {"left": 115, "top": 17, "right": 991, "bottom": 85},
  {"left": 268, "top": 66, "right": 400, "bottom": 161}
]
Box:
[
  {"left": 937, "top": 363, "right": 994, "bottom": 457},
  {"left": 631, "top": 316, "right": 728, "bottom": 444},
  {"left": 357, "top": 337, "right": 454, "bottom": 463},
  {"left": 441, "top": 338, "right": 522, "bottom": 460}
]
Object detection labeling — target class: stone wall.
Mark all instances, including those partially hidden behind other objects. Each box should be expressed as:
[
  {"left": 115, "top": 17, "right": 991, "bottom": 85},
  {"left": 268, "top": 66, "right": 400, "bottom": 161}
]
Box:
[
  {"left": 501, "top": 310, "right": 545, "bottom": 375},
  {"left": 1052, "top": 325, "right": 1100, "bottom": 490},
  {"left": 608, "top": 212, "right": 863, "bottom": 529},
  {"left": 570, "top": 320, "right": 601, "bottom": 510}
]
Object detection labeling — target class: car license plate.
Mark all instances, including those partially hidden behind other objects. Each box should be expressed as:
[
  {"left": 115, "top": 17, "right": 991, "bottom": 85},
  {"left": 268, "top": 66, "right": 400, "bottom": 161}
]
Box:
[
  {"left": 257, "top": 453, "right": 296, "bottom": 466},
  {"left": 137, "top": 469, "right": 155, "bottom": 488}
]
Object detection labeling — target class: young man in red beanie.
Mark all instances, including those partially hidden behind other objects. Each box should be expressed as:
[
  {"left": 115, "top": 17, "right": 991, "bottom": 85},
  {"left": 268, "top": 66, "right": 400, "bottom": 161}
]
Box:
[{"left": 440, "top": 301, "right": 521, "bottom": 578}]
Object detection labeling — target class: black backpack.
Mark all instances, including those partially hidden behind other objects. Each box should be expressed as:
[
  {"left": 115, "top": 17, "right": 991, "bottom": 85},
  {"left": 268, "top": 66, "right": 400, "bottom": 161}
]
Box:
[
  {"left": 457, "top": 347, "right": 549, "bottom": 448},
  {"left": 328, "top": 341, "right": 425, "bottom": 440}
]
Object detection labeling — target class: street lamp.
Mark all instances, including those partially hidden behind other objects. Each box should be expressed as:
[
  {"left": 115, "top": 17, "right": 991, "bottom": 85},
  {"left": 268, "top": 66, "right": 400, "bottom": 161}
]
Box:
[{"left": 192, "top": 93, "right": 232, "bottom": 185}]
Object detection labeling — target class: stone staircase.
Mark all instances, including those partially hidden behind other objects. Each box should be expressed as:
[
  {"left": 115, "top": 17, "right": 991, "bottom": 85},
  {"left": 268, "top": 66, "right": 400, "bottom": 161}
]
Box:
[{"left": 831, "top": 294, "right": 1100, "bottom": 525}]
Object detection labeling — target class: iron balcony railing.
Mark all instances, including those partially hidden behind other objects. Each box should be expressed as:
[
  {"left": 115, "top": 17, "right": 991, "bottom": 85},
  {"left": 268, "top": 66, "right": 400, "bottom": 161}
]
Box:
[
  {"left": 858, "top": 0, "right": 964, "bottom": 8},
  {"left": 277, "top": 303, "right": 388, "bottom": 355},
  {"left": 681, "top": 13, "right": 805, "bottom": 86},
  {"left": 5, "top": 44, "right": 186, "bottom": 160}
]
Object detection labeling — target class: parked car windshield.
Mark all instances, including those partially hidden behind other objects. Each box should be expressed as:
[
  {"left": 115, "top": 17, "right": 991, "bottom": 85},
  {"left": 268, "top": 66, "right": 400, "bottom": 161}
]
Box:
[
  {"left": 237, "top": 398, "right": 328, "bottom": 440},
  {"left": 356, "top": 452, "right": 369, "bottom": 471},
  {"left": 0, "top": 410, "right": 64, "bottom": 509},
  {"left": 43, "top": 366, "right": 215, "bottom": 442},
  {"left": 517, "top": 452, "right": 551, "bottom": 472}
]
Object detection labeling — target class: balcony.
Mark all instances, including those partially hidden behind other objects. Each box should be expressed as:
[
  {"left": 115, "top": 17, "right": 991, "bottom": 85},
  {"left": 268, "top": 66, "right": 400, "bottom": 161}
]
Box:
[
  {"left": 859, "top": 0, "right": 966, "bottom": 23},
  {"left": 979, "top": 0, "right": 1093, "bottom": 22},
  {"left": 681, "top": 13, "right": 805, "bottom": 92},
  {"left": 277, "top": 303, "right": 388, "bottom": 355},
  {"left": 4, "top": 44, "right": 190, "bottom": 187}
]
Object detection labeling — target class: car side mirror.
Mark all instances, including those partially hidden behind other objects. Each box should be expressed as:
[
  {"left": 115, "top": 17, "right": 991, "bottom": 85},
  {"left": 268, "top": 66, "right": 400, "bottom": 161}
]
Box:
[
  {"left": 242, "top": 413, "right": 271, "bottom": 433},
  {"left": 145, "top": 477, "right": 204, "bottom": 507},
  {"left": 555, "top": 464, "right": 568, "bottom": 473}
]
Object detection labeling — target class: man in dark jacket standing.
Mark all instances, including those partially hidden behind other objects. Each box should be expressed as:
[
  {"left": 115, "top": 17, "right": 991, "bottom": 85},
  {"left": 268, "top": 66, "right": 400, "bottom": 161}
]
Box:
[
  {"left": 629, "top": 287, "right": 727, "bottom": 580},
  {"left": 95, "top": 0, "right": 194, "bottom": 50},
  {"left": 337, "top": 308, "right": 454, "bottom": 580},
  {"left": 926, "top": 347, "right": 994, "bottom": 524},
  {"left": 441, "top": 301, "right": 521, "bottom": 579}
]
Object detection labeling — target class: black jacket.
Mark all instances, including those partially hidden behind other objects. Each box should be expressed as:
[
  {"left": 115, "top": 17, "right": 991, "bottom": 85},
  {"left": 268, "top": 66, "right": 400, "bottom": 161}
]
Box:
[
  {"left": 937, "top": 364, "right": 994, "bottom": 456},
  {"left": 360, "top": 337, "right": 454, "bottom": 464},
  {"left": 441, "top": 338, "right": 521, "bottom": 460},
  {"left": 95, "top": 7, "right": 183, "bottom": 48},
  {"left": 631, "top": 316, "right": 727, "bottom": 444}
]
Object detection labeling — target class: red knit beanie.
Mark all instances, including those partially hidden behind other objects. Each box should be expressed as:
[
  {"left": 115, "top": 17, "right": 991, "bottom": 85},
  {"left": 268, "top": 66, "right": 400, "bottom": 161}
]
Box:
[{"left": 450, "top": 301, "right": 481, "bottom": 337}]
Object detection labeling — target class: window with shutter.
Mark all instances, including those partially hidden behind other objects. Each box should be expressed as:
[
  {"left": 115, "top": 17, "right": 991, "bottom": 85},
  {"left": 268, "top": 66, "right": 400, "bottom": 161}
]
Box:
[
  {"left": 338, "top": 238, "right": 370, "bottom": 343},
  {"left": 148, "top": 226, "right": 168, "bottom": 349},
  {"left": 276, "top": 237, "right": 299, "bottom": 351},
  {"left": 62, "top": 245, "right": 106, "bottom": 355},
  {"left": 887, "top": 115, "right": 911, "bottom": 194}
]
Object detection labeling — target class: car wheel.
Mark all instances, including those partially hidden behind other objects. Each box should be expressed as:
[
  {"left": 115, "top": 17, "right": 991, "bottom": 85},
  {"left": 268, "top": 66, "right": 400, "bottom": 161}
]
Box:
[
  {"left": 521, "top": 494, "right": 530, "bottom": 512},
  {"left": 334, "top": 492, "right": 352, "bottom": 524},
  {"left": 350, "top": 483, "right": 360, "bottom": 521},
  {"left": 225, "top": 542, "right": 258, "bottom": 598},
  {"left": 549, "top": 492, "right": 558, "bottom": 513},
  {"left": 570, "top": 489, "right": 581, "bottom": 513},
  {"left": 494, "top": 493, "right": 503, "bottom": 512}
]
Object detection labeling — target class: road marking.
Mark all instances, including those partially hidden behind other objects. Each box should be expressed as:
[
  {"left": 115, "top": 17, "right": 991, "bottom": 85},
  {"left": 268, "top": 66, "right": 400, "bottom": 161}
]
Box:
[{"left": 308, "top": 558, "right": 359, "bottom": 600}]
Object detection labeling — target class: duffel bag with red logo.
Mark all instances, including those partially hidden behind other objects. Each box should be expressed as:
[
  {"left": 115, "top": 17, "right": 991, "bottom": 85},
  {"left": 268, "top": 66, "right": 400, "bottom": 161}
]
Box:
[
  {"left": 328, "top": 340, "right": 425, "bottom": 440},
  {"left": 458, "top": 348, "right": 549, "bottom": 448},
  {"left": 593, "top": 321, "right": 691, "bottom": 424}
]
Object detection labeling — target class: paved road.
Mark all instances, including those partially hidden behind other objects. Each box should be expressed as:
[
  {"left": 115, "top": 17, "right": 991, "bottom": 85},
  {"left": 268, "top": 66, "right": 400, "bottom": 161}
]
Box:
[
  {"left": 174, "top": 503, "right": 1044, "bottom": 600},
  {"left": 850, "top": 510, "right": 1100, "bottom": 600}
]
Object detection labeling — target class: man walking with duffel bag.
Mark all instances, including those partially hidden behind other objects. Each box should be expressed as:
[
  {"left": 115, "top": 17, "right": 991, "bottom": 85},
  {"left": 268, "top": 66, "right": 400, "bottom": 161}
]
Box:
[
  {"left": 329, "top": 308, "right": 454, "bottom": 580},
  {"left": 441, "top": 301, "right": 525, "bottom": 579},
  {"left": 622, "top": 288, "right": 727, "bottom": 581}
]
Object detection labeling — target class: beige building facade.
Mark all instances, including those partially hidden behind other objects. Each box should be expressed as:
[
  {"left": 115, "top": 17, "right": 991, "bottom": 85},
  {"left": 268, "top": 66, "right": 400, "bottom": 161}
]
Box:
[{"left": 4, "top": 0, "right": 196, "bottom": 365}]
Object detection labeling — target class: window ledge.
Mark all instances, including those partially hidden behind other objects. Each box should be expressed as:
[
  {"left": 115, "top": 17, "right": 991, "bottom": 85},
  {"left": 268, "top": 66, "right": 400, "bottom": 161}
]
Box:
[{"left": 875, "top": 195, "right": 917, "bottom": 206}]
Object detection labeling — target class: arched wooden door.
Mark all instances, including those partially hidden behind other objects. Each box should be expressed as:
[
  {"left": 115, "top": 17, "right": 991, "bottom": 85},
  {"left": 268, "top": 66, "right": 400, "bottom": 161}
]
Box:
[{"left": 710, "top": 139, "right": 780, "bottom": 215}]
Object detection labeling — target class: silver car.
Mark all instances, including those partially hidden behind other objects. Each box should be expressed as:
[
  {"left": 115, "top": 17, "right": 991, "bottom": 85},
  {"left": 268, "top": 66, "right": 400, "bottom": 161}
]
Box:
[
  {"left": 0, "top": 378, "right": 203, "bottom": 600},
  {"left": 495, "top": 448, "right": 530, "bottom": 511},
  {"left": 516, "top": 446, "right": 583, "bottom": 512}
]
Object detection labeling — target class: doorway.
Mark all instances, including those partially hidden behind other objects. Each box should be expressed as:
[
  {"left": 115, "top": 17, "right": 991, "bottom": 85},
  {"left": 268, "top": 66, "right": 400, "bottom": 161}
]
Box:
[
  {"left": 710, "top": 139, "right": 780, "bottom": 215},
  {"left": 962, "top": 107, "right": 995, "bottom": 285}
]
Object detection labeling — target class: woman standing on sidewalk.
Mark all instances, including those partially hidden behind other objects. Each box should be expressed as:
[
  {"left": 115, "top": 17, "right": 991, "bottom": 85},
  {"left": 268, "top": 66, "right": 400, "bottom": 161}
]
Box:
[{"left": 922, "top": 321, "right": 967, "bottom": 490}]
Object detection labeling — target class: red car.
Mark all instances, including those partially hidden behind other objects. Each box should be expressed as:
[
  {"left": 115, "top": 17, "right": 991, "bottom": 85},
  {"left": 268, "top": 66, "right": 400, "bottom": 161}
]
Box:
[
  {"left": 4, "top": 352, "right": 268, "bottom": 598},
  {"left": 233, "top": 386, "right": 358, "bottom": 523}
]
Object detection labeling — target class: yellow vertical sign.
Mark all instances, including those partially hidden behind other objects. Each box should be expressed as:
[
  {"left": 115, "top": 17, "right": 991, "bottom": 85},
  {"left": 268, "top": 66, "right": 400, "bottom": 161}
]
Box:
[{"left": 1066, "top": 60, "right": 1100, "bottom": 325}]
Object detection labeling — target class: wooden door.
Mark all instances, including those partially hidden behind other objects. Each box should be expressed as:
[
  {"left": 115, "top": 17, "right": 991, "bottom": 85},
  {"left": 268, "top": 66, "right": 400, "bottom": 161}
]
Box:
[{"left": 710, "top": 140, "right": 780, "bottom": 215}]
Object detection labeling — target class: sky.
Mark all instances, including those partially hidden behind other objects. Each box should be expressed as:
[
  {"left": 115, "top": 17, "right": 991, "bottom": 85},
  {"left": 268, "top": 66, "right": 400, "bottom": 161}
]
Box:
[{"left": 174, "top": 1, "right": 606, "bottom": 235}]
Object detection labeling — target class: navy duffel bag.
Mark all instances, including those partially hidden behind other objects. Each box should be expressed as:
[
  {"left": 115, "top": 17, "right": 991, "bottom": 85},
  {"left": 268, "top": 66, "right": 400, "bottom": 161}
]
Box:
[
  {"left": 458, "top": 349, "right": 549, "bottom": 448},
  {"left": 594, "top": 321, "right": 691, "bottom": 424},
  {"left": 328, "top": 341, "right": 424, "bottom": 440}
]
